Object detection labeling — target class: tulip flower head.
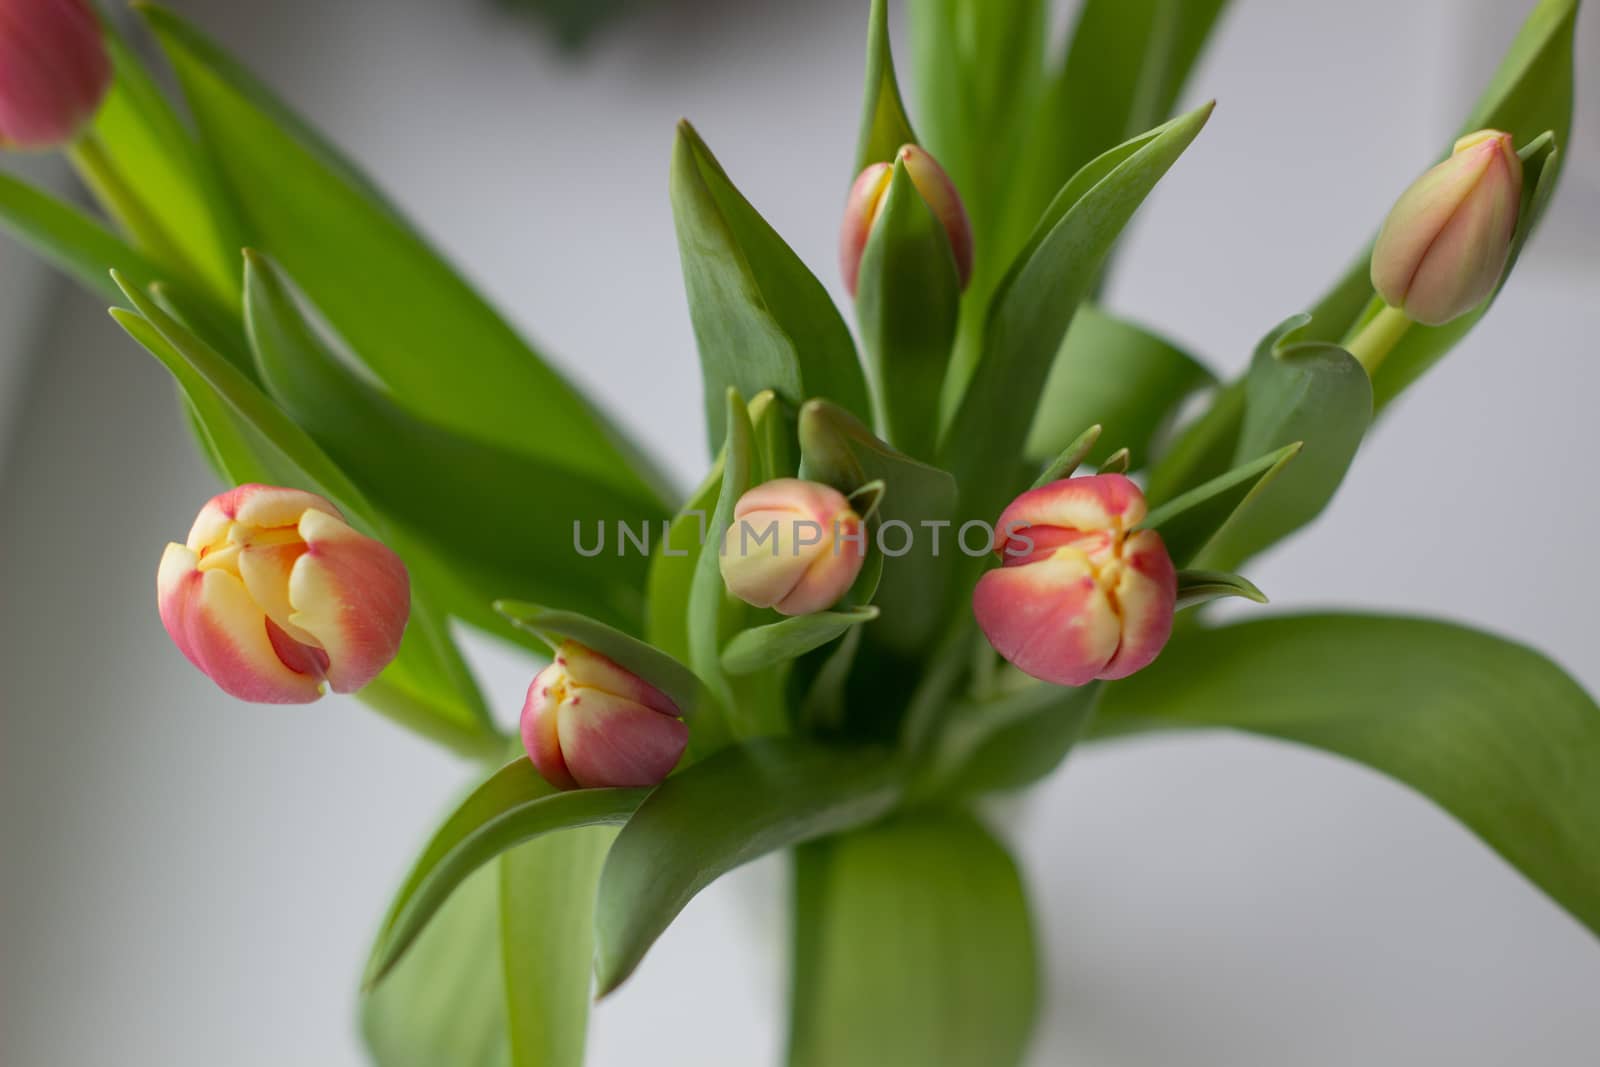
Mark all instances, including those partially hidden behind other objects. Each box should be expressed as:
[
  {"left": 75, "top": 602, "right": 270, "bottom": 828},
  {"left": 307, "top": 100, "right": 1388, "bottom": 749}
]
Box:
[
  {"left": 973, "top": 474, "right": 1176, "bottom": 687},
  {"left": 1370, "top": 129, "right": 1523, "bottom": 326},
  {"left": 840, "top": 143, "right": 973, "bottom": 297},
  {"left": 0, "top": 0, "right": 112, "bottom": 150},
  {"left": 520, "top": 641, "right": 688, "bottom": 790},
  {"left": 157, "top": 485, "right": 410, "bottom": 704},
  {"left": 720, "top": 478, "right": 866, "bottom": 616}
]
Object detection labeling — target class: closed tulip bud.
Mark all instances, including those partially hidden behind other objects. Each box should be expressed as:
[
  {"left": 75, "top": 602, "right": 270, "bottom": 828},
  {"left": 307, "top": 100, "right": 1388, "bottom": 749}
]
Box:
[
  {"left": 840, "top": 144, "right": 973, "bottom": 297},
  {"left": 973, "top": 474, "right": 1175, "bottom": 687},
  {"left": 720, "top": 478, "right": 865, "bottom": 616},
  {"left": 1370, "top": 130, "right": 1523, "bottom": 326},
  {"left": 157, "top": 485, "right": 410, "bottom": 704},
  {"left": 0, "top": 0, "right": 112, "bottom": 150},
  {"left": 520, "top": 640, "right": 688, "bottom": 790}
]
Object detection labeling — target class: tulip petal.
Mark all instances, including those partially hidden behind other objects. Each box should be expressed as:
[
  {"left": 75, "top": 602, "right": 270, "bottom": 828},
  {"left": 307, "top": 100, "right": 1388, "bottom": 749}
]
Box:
[
  {"left": 557, "top": 690, "right": 688, "bottom": 790},
  {"left": 287, "top": 508, "right": 409, "bottom": 693},
  {"left": 774, "top": 515, "right": 866, "bottom": 615},
  {"left": 972, "top": 547, "right": 1121, "bottom": 687},
  {"left": 1100, "top": 530, "right": 1178, "bottom": 680},
  {"left": 522, "top": 665, "right": 577, "bottom": 791},
  {"left": 237, "top": 538, "right": 315, "bottom": 643},
  {"left": 840, "top": 162, "right": 893, "bottom": 297},
  {"left": 157, "top": 543, "right": 324, "bottom": 703},
  {"left": 558, "top": 641, "right": 680, "bottom": 717},
  {"left": 993, "top": 473, "right": 1146, "bottom": 558}
]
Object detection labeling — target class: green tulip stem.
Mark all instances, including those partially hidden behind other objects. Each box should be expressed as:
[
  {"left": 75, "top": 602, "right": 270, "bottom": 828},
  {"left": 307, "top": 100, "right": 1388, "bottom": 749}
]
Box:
[
  {"left": 66, "top": 131, "right": 187, "bottom": 270},
  {"left": 1345, "top": 303, "right": 1413, "bottom": 377}
]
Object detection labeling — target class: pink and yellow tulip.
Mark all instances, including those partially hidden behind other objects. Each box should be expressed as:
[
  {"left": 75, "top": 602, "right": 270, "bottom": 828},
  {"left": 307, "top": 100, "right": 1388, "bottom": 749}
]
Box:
[
  {"left": 839, "top": 143, "right": 973, "bottom": 297},
  {"left": 520, "top": 640, "right": 688, "bottom": 790},
  {"left": 973, "top": 474, "right": 1175, "bottom": 687},
  {"left": 720, "top": 478, "right": 865, "bottom": 616},
  {"left": 0, "top": 0, "right": 111, "bottom": 150},
  {"left": 157, "top": 485, "right": 410, "bottom": 703}
]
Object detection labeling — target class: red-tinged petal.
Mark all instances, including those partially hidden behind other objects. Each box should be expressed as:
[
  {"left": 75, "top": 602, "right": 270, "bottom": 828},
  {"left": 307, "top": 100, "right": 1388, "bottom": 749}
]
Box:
[
  {"left": 557, "top": 690, "right": 688, "bottom": 790},
  {"left": 972, "top": 547, "right": 1120, "bottom": 687},
  {"left": 156, "top": 543, "right": 323, "bottom": 704},
  {"left": 725, "top": 479, "right": 862, "bottom": 613},
  {"left": 840, "top": 162, "right": 893, "bottom": 297},
  {"left": 186, "top": 483, "right": 339, "bottom": 550},
  {"left": 0, "top": 0, "right": 110, "bottom": 149},
  {"left": 1099, "top": 529, "right": 1177, "bottom": 680},
  {"left": 287, "top": 508, "right": 409, "bottom": 693},
  {"left": 557, "top": 640, "right": 679, "bottom": 717},
  {"left": 897, "top": 144, "right": 974, "bottom": 288},
  {"left": 521, "top": 664, "right": 577, "bottom": 791},
  {"left": 993, "top": 474, "right": 1146, "bottom": 558},
  {"left": 774, "top": 514, "right": 865, "bottom": 615}
]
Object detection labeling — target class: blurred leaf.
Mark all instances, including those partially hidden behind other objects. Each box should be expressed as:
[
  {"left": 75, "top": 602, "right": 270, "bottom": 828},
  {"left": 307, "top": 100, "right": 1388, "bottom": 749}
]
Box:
[
  {"left": 747, "top": 389, "right": 796, "bottom": 484},
  {"left": 671, "top": 122, "right": 872, "bottom": 451},
  {"left": 366, "top": 758, "right": 643, "bottom": 987},
  {"left": 1096, "top": 447, "right": 1131, "bottom": 475},
  {"left": 647, "top": 459, "right": 723, "bottom": 666},
  {"left": 688, "top": 390, "right": 754, "bottom": 738},
  {"left": 800, "top": 400, "right": 956, "bottom": 654},
  {"left": 243, "top": 253, "right": 662, "bottom": 632},
  {"left": 856, "top": 158, "right": 961, "bottom": 461},
  {"left": 1099, "top": 613, "right": 1600, "bottom": 938},
  {"left": 723, "top": 607, "right": 880, "bottom": 676},
  {"left": 855, "top": 0, "right": 918, "bottom": 169},
  {"left": 941, "top": 104, "right": 1213, "bottom": 530},
  {"left": 1030, "top": 423, "right": 1102, "bottom": 488},
  {"left": 594, "top": 738, "right": 904, "bottom": 994},
  {"left": 788, "top": 811, "right": 1037, "bottom": 1067},
  {"left": 495, "top": 600, "right": 710, "bottom": 715},
  {"left": 141, "top": 6, "right": 672, "bottom": 507},
  {"left": 923, "top": 681, "right": 1101, "bottom": 797},
  {"left": 1026, "top": 305, "right": 1214, "bottom": 469},
  {"left": 1138, "top": 441, "right": 1300, "bottom": 566},
  {"left": 1194, "top": 316, "right": 1371, "bottom": 569},
  {"left": 1175, "top": 569, "right": 1266, "bottom": 610},
  {"left": 499, "top": 828, "right": 614, "bottom": 1067},
  {"left": 0, "top": 171, "right": 161, "bottom": 301}
]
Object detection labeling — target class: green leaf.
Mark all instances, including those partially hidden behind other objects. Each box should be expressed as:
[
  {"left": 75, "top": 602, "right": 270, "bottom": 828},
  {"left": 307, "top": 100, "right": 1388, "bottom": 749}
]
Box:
[
  {"left": 854, "top": 0, "right": 918, "bottom": 169},
  {"left": 494, "top": 600, "right": 709, "bottom": 716},
  {"left": 688, "top": 390, "right": 754, "bottom": 731},
  {"left": 500, "top": 828, "right": 613, "bottom": 1067},
  {"left": 1143, "top": 377, "right": 1245, "bottom": 506},
  {"left": 722, "top": 607, "right": 880, "bottom": 676},
  {"left": 1026, "top": 305, "right": 1214, "bottom": 469},
  {"left": 0, "top": 171, "right": 162, "bottom": 301},
  {"left": 242, "top": 252, "right": 662, "bottom": 632},
  {"left": 1030, "top": 423, "right": 1102, "bottom": 488},
  {"left": 940, "top": 104, "right": 1213, "bottom": 530},
  {"left": 140, "top": 6, "right": 670, "bottom": 507},
  {"left": 1098, "top": 613, "right": 1600, "bottom": 938},
  {"left": 922, "top": 681, "right": 1102, "bottom": 797},
  {"left": 362, "top": 866, "right": 509, "bottom": 1067},
  {"left": 788, "top": 811, "right": 1037, "bottom": 1067},
  {"left": 647, "top": 459, "right": 723, "bottom": 666},
  {"left": 366, "top": 758, "right": 643, "bottom": 987},
  {"left": 670, "top": 121, "right": 872, "bottom": 451},
  {"left": 594, "top": 738, "right": 904, "bottom": 994},
  {"left": 1137, "top": 442, "right": 1300, "bottom": 566},
  {"left": 1175, "top": 569, "right": 1266, "bottom": 610},
  {"left": 800, "top": 399, "right": 957, "bottom": 654},
  {"left": 1194, "top": 316, "right": 1371, "bottom": 569},
  {"left": 856, "top": 158, "right": 961, "bottom": 462}
]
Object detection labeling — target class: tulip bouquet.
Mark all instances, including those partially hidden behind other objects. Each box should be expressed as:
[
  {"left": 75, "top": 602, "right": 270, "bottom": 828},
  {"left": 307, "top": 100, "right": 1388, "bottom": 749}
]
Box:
[{"left": 2, "top": 0, "right": 1594, "bottom": 1063}]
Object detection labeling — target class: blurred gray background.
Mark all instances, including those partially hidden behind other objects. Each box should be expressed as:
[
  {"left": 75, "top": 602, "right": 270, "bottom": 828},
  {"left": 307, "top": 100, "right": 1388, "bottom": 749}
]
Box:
[{"left": 3, "top": 0, "right": 1598, "bottom": 1063}]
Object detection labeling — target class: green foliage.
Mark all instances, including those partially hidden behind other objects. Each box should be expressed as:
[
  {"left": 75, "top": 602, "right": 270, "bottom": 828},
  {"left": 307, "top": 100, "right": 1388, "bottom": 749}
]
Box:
[
  {"left": 722, "top": 607, "right": 880, "bottom": 676},
  {"left": 854, "top": 0, "right": 919, "bottom": 169}
]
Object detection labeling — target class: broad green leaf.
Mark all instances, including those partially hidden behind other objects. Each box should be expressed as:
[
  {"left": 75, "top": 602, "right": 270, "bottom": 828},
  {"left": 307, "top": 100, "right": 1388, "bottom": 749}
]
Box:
[
  {"left": 141, "top": 7, "right": 670, "bottom": 506},
  {"left": 1175, "top": 569, "right": 1266, "bottom": 610},
  {"left": 800, "top": 400, "right": 957, "bottom": 654},
  {"left": 1137, "top": 442, "right": 1300, "bottom": 566},
  {"left": 940, "top": 104, "right": 1213, "bottom": 530},
  {"left": 1026, "top": 305, "right": 1214, "bottom": 469},
  {"left": 722, "top": 607, "right": 880, "bottom": 676},
  {"left": 855, "top": 158, "right": 961, "bottom": 462},
  {"left": 0, "top": 171, "right": 161, "bottom": 301},
  {"left": 688, "top": 391, "right": 752, "bottom": 716},
  {"left": 594, "top": 738, "right": 904, "bottom": 994},
  {"left": 788, "top": 811, "right": 1037, "bottom": 1067},
  {"left": 921, "top": 681, "right": 1101, "bottom": 797},
  {"left": 647, "top": 458, "right": 723, "bottom": 666},
  {"left": 500, "top": 828, "right": 614, "bottom": 1067},
  {"left": 1144, "top": 377, "right": 1245, "bottom": 506},
  {"left": 362, "top": 866, "right": 509, "bottom": 1067},
  {"left": 1098, "top": 613, "right": 1600, "bottom": 938},
  {"left": 242, "top": 252, "right": 660, "bottom": 633},
  {"left": 494, "top": 600, "right": 710, "bottom": 715},
  {"left": 1030, "top": 423, "right": 1102, "bottom": 488},
  {"left": 854, "top": 0, "right": 918, "bottom": 169},
  {"left": 1194, "top": 317, "right": 1371, "bottom": 569},
  {"left": 670, "top": 121, "right": 872, "bottom": 451},
  {"left": 366, "top": 758, "right": 643, "bottom": 987}
]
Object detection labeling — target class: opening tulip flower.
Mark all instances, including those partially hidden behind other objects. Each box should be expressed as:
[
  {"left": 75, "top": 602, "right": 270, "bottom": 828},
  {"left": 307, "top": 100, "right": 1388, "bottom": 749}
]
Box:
[
  {"left": 0, "top": 0, "right": 111, "bottom": 149},
  {"left": 521, "top": 640, "right": 688, "bottom": 790},
  {"left": 720, "top": 478, "right": 866, "bottom": 616},
  {"left": 157, "top": 485, "right": 410, "bottom": 703},
  {"left": 1370, "top": 129, "right": 1523, "bottom": 327},
  {"left": 840, "top": 143, "right": 973, "bottom": 296},
  {"left": 973, "top": 474, "right": 1176, "bottom": 687}
]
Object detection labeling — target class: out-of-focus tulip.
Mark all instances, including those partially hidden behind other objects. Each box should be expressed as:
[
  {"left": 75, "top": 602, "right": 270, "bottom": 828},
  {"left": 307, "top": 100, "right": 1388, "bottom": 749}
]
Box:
[
  {"left": 0, "top": 0, "right": 112, "bottom": 150},
  {"left": 840, "top": 143, "right": 973, "bottom": 297},
  {"left": 720, "top": 478, "right": 865, "bottom": 616},
  {"left": 157, "top": 485, "right": 410, "bottom": 704},
  {"left": 972, "top": 473, "right": 1175, "bottom": 687},
  {"left": 520, "top": 640, "right": 688, "bottom": 790},
  {"left": 1370, "top": 129, "right": 1523, "bottom": 326}
]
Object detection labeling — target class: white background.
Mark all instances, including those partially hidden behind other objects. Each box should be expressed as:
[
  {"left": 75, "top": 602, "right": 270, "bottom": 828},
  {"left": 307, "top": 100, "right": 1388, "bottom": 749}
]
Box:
[{"left": 2, "top": 0, "right": 1598, "bottom": 1063}]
